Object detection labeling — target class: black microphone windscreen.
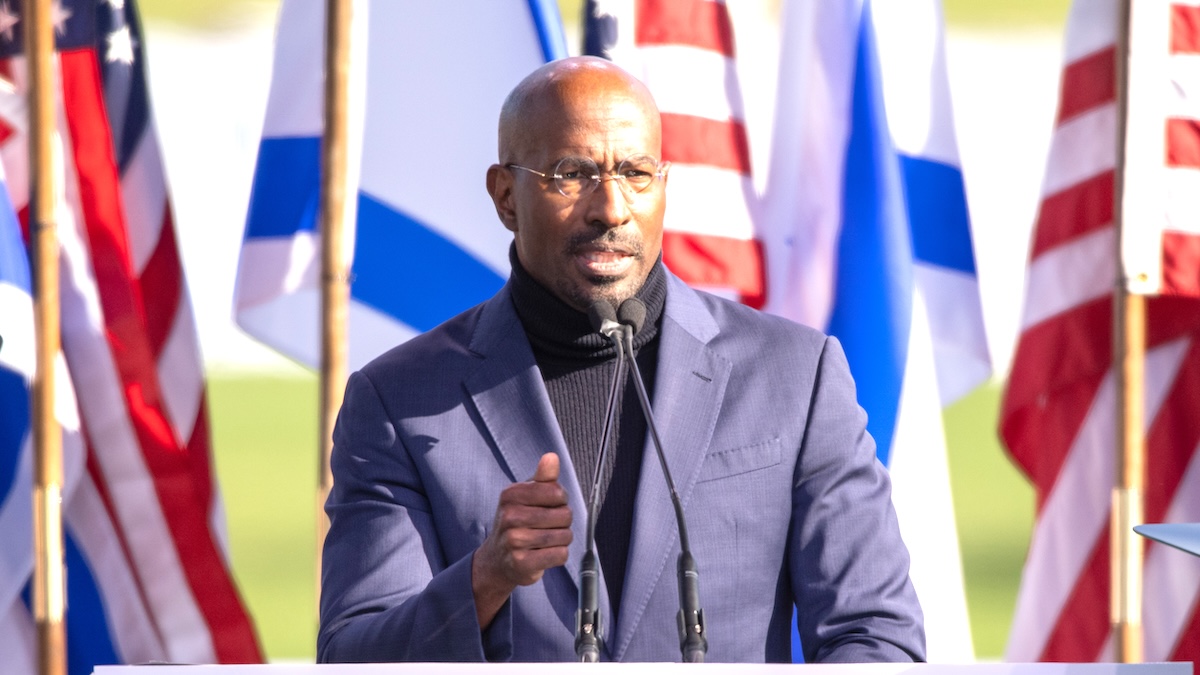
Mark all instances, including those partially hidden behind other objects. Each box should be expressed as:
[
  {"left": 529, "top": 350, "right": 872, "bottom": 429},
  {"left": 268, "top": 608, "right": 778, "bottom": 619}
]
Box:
[
  {"left": 618, "top": 298, "right": 647, "bottom": 335},
  {"left": 587, "top": 300, "right": 617, "bottom": 334}
]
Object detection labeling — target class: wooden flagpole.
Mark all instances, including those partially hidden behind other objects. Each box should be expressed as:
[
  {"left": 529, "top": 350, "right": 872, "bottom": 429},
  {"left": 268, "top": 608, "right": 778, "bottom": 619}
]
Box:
[
  {"left": 318, "top": 0, "right": 352, "bottom": 607},
  {"left": 1112, "top": 290, "right": 1145, "bottom": 663},
  {"left": 1111, "top": 0, "right": 1144, "bottom": 662},
  {"left": 26, "top": 0, "right": 66, "bottom": 672}
]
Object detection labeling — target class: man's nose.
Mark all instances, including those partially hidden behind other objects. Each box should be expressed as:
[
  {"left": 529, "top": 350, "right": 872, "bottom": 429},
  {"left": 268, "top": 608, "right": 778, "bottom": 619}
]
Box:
[{"left": 586, "top": 176, "right": 632, "bottom": 228}]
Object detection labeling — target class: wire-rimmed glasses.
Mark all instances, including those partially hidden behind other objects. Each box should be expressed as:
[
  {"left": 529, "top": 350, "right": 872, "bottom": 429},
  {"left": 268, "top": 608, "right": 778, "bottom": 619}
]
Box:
[{"left": 506, "top": 155, "right": 669, "bottom": 199}]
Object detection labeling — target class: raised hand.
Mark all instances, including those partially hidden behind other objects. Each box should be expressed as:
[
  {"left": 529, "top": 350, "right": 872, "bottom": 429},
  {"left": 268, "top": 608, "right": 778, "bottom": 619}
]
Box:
[{"left": 471, "top": 452, "right": 573, "bottom": 628}]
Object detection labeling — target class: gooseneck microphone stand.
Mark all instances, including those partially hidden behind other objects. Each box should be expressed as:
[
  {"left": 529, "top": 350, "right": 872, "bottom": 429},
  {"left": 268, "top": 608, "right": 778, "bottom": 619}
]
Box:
[
  {"left": 575, "top": 301, "right": 628, "bottom": 662},
  {"left": 617, "top": 298, "right": 709, "bottom": 663}
]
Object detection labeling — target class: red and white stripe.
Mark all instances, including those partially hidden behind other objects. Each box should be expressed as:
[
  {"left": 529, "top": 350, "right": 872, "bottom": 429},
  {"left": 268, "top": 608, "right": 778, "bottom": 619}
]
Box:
[
  {"left": 598, "top": 0, "right": 766, "bottom": 307},
  {"left": 1162, "top": 3, "right": 1200, "bottom": 295},
  {"left": 1122, "top": 0, "right": 1200, "bottom": 296},
  {"left": 0, "top": 31, "right": 260, "bottom": 669},
  {"left": 1001, "top": 0, "right": 1200, "bottom": 665}
]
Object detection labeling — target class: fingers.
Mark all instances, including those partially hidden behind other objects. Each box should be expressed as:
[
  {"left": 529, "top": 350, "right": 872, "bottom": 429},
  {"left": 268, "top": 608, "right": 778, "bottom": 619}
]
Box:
[
  {"left": 494, "top": 503, "right": 572, "bottom": 533},
  {"left": 531, "top": 452, "right": 559, "bottom": 483},
  {"left": 472, "top": 453, "right": 573, "bottom": 626},
  {"left": 501, "top": 453, "right": 567, "bottom": 508},
  {"left": 475, "top": 453, "right": 573, "bottom": 592},
  {"left": 493, "top": 515, "right": 573, "bottom": 552}
]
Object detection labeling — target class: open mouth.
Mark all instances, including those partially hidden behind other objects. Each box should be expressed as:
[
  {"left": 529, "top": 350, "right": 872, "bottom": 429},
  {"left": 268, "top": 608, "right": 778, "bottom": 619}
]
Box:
[{"left": 577, "top": 247, "right": 635, "bottom": 277}]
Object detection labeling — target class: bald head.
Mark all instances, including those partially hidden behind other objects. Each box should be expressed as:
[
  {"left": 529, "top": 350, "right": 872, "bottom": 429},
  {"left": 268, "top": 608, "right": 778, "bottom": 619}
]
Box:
[
  {"left": 486, "top": 56, "right": 669, "bottom": 312},
  {"left": 498, "top": 56, "right": 661, "bottom": 164}
]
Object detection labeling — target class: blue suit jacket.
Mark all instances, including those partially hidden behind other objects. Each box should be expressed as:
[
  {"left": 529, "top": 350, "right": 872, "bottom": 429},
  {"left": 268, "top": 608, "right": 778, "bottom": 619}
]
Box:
[{"left": 318, "top": 271, "right": 924, "bottom": 663}]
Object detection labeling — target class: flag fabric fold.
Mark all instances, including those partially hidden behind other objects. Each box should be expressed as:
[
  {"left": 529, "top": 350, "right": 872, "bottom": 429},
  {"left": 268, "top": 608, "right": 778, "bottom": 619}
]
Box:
[
  {"left": 586, "top": 0, "right": 990, "bottom": 662},
  {"left": 0, "top": 1, "right": 260, "bottom": 672},
  {"left": 585, "top": 0, "right": 766, "bottom": 307},
  {"left": 0, "top": 153, "right": 47, "bottom": 675},
  {"left": 1122, "top": 0, "right": 1200, "bottom": 298},
  {"left": 235, "top": 0, "right": 567, "bottom": 371},
  {"left": 1002, "top": 0, "right": 1200, "bottom": 665}
]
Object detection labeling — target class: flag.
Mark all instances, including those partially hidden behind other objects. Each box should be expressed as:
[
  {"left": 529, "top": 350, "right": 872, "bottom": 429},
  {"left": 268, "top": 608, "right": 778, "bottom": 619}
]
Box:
[
  {"left": 1002, "top": 0, "right": 1200, "bottom": 664},
  {"left": 235, "top": 0, "right": 567, "bottom": 370},
  {"left": 585, "top": 0, "right": 765, "bottom": 306},
  {"left": 0, "top": 143, "right": 52, "bottom": 675},
  {"left": 586, "top": 0, "right": 991, "bottom": 662},
  {"left": 1121, "top": 1, "right": 1200, "bottom": 297},
  {"left": 0, "top": 1, "right": 261, "bottom": 671}
]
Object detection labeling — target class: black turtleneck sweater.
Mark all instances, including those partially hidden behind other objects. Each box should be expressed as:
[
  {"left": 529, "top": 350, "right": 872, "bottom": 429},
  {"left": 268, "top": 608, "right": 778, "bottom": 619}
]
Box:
[{"left": 508, "top": 249, "right": 667, "bottom": 619}]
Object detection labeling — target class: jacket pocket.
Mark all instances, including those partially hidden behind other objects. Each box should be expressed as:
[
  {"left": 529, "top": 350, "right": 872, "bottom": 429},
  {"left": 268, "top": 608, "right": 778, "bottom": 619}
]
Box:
[{"left": 696, "top": 438, "right": 782, "bottom": 483}]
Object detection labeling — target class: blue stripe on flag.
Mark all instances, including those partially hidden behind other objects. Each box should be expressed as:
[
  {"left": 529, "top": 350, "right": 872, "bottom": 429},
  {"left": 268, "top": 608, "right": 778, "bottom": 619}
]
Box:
[
  {"left": 97, "top": 0, "right": 151, "bottom": 174},
  {"left": 582, "top": 0, "right": 620, "bottom": 58},
  {"left": 526, "top": 0, "right": 568, "bottom": 61},
  {"left": 0, "top": 188, "right": 29, "bottom": 289},
  {"left": 900, "top": 155, "right": 975, "bottom": 274},
  {"left": 244, "top": 136, "right": 320, "bottom": 238},
  {"left": 64, "top": 532, "right": 119, "bottom": 674},
  {"left": 352, "top": 192, "right": 505, "bottom": 332},
  {"left": 1, "top": 194, "right": 30, "bottom": 505},
  {"left": 826, "top": 7, "right": 911, "bottom": 468},
  {"left": 0, "top": 368, "right": 29, "bottom": 504}
]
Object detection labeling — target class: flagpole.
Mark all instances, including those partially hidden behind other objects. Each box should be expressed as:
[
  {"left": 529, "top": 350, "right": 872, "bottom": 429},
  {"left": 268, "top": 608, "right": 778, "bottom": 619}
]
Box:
[
  {"left": 1112, "top": 291, "right": 1145, "bottom": 663},
  {"left": 26, "top": 0, "right": 66, "bottom": 673},
  {"left": 318, "top": 0, "right": 352, "bottom": 608},
  {"left": 1111, "top": 0, "right": 1144, "bottom": 662}
]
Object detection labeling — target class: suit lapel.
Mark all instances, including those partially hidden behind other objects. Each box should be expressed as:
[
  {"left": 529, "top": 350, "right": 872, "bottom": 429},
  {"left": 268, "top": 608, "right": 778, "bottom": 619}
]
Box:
[
  {"left": 612, "top": 275, "right": 731, "bottom": 660},
  {"left": 462, "top": 287, "right": 612, "bottom": 639}
]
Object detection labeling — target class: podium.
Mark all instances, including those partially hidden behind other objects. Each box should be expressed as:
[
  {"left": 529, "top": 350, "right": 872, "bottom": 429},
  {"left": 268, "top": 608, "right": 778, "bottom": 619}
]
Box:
[
  {"left": 1135, "top": 523, "right": 1200, "bottom": 557},
  {"left": 94, "top": 663, "right": 1191, "bottom": 674}
]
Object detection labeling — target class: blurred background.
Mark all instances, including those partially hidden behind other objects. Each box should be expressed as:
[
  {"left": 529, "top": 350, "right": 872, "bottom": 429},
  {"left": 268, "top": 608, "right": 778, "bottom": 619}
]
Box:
[{"left": 136, "top": 0, "right": 1071, "bottom": 661}]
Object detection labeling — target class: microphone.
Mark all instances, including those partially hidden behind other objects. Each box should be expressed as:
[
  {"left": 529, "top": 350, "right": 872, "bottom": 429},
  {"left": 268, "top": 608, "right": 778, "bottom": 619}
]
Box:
[
  {"left": 588, "top": 299, "right": 623, "bottom": 340},
  {"left": 617, "top": 298, "right": 708, "bottom": 663},
  {"left": 574, "top": 300, "right": 628, "bottom": 662},
  {"left": 616, "top": 297, "right": 646, "bottom": 336}
]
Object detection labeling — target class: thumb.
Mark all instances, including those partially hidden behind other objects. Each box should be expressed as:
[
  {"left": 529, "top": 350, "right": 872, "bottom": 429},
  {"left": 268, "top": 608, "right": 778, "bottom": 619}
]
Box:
[{"left": 531, "top": 452, "right": 560, "bottom": 483}]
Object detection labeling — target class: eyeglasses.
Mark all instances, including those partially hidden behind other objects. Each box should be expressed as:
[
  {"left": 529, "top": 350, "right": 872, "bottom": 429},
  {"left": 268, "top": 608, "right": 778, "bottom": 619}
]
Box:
[{"left": 506, "top": 155, "right": 669, "bottom": 199}]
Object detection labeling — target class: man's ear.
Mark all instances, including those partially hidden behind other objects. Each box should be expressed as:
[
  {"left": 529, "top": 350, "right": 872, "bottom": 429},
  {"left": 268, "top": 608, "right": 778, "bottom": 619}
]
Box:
[{"left": 486, "top": 164, "right": 519, "bottom": 233}]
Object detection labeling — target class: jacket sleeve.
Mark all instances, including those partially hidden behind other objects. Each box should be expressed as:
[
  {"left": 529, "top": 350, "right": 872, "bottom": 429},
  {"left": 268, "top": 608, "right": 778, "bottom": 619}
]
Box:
[
  {"left": 316, "top": 370, "right": 514, "bottom": 662},
  {"left": 790, "top": 336, "right": 927, "bottom": 663}
]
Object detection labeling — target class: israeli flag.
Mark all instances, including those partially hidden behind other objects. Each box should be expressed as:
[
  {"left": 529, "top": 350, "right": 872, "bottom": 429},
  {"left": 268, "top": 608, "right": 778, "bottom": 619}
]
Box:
[
  {"left": 235, "top": 0, "right": 567, "bottom": 369},
  {"left": 763, "top": 0, "right": 992, "bottom": 662},
  {"left": 0, "top": 165, "right": 84, "bottom": 674},
  {"left": 0, "top": 167, "right": 36, "bottom": 674}
]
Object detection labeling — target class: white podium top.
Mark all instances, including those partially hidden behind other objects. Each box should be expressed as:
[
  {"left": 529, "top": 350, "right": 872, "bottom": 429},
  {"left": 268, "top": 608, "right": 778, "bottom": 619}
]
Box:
[{"left": 93, "top": 663, "right": 1191, "bottom": 675}]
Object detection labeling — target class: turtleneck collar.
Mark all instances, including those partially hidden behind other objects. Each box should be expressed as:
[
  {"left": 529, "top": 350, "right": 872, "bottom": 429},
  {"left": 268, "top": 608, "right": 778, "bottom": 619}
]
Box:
[{"left": 508, "top": 243, "right": 667, "bottom": 360}]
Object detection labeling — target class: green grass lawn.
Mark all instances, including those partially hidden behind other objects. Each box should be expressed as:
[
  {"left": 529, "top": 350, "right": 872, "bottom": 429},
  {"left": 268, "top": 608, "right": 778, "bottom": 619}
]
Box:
[
  {"left": 555, "top": 0, "right": 1071, "bottom": 35},
  {"left": 208, "top": 372, "right": 319, "bottom": 660},
  {"left": 944, "top": 383, "right": 1034, "bottom": 658},
  {"left": 143, "top": 0, "right": 1070, "bottom": 33},
  {"left": 207, "top": 373, "right": 1032, "bottom": 662},
  {"left": 139, "top": 0, "right": 278, "bottom": 30}
]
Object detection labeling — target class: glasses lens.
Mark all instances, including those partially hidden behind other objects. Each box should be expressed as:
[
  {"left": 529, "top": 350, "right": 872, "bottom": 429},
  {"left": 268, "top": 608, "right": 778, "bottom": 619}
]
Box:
[
  {"left": 553, "top": 157, "right": 599, "bottom": 198},
  {"left": 617, "top": 155, "right": 660, "bottom": 193}
]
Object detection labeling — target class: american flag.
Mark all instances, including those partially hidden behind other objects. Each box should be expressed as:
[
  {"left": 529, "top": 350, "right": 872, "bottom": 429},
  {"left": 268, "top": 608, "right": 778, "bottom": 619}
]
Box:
[
  {"left": 1001, "top": 0, "right": 1200, "bottom": 665},
  {"left": 1124, "top": 1, "right": 1200, "bottom": 296},
  {"left": 585, "top": 0, "right": 765, "bottom": 307},
  {"left": 0, "top": 0, "right": 260, "bottom": 671}
]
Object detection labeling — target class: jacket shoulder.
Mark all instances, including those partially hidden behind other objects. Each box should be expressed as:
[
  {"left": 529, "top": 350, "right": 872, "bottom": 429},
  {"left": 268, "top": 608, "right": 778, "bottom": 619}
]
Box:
[
  {"left": 682, "top": 284, "right": 831, "bottom": 360},
  {"left": 357, "top": 295, "right": 493, "bottom": 382}
]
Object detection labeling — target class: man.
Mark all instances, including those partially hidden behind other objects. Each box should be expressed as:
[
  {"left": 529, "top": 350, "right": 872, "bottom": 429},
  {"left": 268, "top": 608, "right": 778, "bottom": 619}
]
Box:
[{"left": 317, "top": 56, "right": 924, "bottom": 663}]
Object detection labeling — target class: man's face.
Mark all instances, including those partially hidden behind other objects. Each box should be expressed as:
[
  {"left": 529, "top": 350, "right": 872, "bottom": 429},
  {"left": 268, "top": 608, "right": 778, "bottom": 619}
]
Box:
[{"left": 489, "top": 87, "right": 667, "bottom": 312}]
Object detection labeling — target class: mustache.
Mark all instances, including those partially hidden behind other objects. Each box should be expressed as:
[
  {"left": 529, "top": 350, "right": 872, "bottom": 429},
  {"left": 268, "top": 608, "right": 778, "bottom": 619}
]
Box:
[{"left": 564, "top": 230, "right": 644, "bottom": 258}]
